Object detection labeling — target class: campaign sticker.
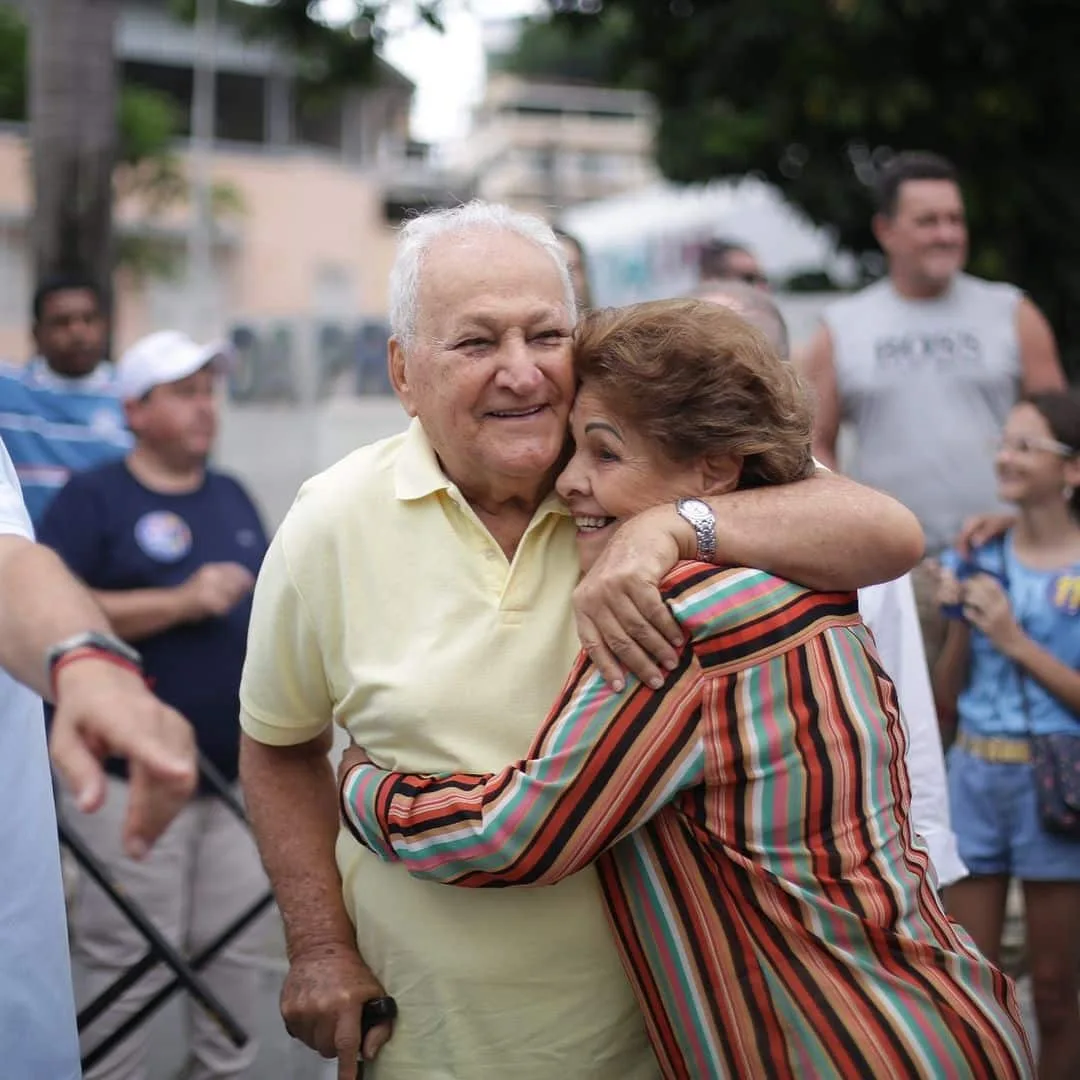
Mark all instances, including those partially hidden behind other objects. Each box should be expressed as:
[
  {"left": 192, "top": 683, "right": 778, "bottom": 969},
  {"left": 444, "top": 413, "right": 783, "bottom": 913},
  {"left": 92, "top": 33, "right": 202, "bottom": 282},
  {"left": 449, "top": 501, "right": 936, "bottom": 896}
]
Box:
[{"left": 134, "top": 511, "right": 192, "bottom": 563}]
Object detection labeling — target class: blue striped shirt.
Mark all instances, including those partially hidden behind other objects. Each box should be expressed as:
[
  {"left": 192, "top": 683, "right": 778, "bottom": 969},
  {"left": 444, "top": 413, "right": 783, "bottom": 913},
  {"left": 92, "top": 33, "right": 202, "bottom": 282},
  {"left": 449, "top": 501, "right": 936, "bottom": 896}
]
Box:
[{"left": 0, "top": 358, "right": 131, "bottom": 526}]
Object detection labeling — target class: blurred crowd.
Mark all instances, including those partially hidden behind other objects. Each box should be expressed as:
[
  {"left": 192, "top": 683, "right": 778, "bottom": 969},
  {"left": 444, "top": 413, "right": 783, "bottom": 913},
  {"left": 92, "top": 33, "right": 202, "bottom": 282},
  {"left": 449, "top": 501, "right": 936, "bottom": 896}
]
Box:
[{"left": 0, "top": 149, "right": 1077, "bottom": 1080}]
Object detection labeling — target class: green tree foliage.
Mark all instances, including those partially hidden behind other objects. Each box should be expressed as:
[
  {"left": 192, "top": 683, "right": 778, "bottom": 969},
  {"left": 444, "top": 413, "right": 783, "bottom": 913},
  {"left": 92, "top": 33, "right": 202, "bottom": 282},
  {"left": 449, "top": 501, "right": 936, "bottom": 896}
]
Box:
[
  {"left": 494, "top": 9, "right": 635, "bottom": 84},
  {"left": 0, "top": 2, "right": 240, "bottom": 281},
  {"left": 172, "top": 0, "right": 443, "bottom": 92},
  {"left": 0, "top": 5, "right": 27, "bottom": 120},
  {"left": 544, "top": 0, "right": 1080, "bottom": 369}
]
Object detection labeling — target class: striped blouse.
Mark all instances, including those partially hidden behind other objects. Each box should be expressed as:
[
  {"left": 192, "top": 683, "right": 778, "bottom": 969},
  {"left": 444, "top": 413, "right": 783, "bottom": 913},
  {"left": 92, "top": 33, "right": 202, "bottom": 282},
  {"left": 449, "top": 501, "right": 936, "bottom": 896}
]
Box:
[{"left": 341, "top": 563, "right": 1033, "bottom": 1079}]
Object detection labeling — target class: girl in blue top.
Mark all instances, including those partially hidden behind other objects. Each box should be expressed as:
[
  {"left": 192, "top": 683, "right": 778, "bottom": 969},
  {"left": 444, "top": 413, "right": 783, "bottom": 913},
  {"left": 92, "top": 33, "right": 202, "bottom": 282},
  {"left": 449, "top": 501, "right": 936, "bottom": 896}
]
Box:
[{"left": 933, "top": 390, "right": 1080, "bottom": 1079}]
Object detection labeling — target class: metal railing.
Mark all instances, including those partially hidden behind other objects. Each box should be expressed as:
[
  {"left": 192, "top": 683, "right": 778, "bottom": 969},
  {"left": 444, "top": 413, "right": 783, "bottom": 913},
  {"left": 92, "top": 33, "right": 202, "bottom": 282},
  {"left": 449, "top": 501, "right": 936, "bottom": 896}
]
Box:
[{"left": 60, "top": 755, "right": 275, "bottom": 1075}]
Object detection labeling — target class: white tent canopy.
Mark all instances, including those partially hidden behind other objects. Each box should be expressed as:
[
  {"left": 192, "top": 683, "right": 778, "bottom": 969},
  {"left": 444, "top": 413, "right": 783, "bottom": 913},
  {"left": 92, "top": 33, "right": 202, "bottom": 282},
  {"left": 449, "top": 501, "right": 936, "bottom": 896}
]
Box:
[{"left": 560, "top": 178, "right": 856, "bottom": 308}]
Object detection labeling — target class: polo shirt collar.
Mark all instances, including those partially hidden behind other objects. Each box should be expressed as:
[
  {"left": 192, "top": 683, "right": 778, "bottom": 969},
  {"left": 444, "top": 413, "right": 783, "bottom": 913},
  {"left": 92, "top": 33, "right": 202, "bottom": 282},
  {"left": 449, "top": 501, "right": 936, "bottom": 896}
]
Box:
[
  {"left": 394, "top": 418, "right": 454, "bottom": 502},
  {"left": 394, "top": 418, "right": 570, "bottom": 520}
]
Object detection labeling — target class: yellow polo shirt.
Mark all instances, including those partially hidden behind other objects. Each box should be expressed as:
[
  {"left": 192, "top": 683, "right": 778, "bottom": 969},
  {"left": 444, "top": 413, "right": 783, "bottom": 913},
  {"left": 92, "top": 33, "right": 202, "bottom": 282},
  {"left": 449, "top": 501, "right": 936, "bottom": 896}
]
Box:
[{"left": 240, "top": 420, "right": 656, "bottom": 1080}]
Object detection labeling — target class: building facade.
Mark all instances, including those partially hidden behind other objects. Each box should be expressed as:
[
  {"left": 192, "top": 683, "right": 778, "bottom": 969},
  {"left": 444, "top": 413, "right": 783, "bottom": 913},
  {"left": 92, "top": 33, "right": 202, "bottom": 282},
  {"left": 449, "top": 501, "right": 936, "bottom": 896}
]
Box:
[
  {"left": 459, "top": 72, "right": 658, "bottom": 218},
  {"left": 0, "top": 0, "right": 468, "bottom": 397}
]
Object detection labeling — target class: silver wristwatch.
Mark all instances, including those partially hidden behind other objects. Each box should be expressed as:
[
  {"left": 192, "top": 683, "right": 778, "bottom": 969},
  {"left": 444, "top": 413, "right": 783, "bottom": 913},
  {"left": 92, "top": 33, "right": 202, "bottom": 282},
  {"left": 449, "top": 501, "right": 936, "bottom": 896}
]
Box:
[
  {"left": 45, "top": 630, "right": 143, "bottom": 686},
  {"left": 676, "top": 497, "right": 717, "bottom": 562}
]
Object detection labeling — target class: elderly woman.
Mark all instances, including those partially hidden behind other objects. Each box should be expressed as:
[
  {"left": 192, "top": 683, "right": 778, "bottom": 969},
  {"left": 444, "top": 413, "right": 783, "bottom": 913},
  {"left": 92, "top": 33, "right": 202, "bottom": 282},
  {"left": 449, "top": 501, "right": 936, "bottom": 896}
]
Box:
[{"left": 338, "top": 300, "right": 1032, "bottom": 1079}]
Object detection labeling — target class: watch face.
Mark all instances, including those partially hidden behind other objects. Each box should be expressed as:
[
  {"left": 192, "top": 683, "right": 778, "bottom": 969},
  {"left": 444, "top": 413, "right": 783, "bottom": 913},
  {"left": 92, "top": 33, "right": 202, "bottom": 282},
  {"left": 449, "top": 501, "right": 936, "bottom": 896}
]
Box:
[{"left": 681, "top": 499, "right": 709, "bottom": 524}]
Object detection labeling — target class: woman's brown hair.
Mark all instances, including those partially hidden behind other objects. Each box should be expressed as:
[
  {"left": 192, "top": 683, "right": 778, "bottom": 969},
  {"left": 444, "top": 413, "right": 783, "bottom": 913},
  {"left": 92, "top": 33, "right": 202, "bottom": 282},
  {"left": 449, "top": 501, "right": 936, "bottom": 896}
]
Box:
[{"left": 573, "top": 298, "right": 815, "bottom": 488}]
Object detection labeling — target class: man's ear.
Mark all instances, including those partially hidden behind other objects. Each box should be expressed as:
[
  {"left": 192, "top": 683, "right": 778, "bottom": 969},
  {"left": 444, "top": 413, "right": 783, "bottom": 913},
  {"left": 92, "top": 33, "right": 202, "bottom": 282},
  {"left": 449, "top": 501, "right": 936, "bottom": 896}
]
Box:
[
  {"left": 388, "top": 338, "right": 417, "bottom": 417},
  {"left": 871, "top": 212, "right": 892, "bottom": 252},
  {"left": 699, "top": 454, "right": 741, "bottom": 496}
]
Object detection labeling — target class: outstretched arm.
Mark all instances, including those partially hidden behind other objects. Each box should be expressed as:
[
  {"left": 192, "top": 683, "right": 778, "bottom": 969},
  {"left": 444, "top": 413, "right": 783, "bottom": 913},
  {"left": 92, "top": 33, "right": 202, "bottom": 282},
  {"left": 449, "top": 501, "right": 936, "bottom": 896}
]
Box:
[
  {"left": 340, "top": 648, "right": 705, "bottom": 887},
  {"left": 0, "top": 535, "right": 196, "bottom": 855},
  {"left": 574, "top": 468, "right": 924, "bottom": 689}
]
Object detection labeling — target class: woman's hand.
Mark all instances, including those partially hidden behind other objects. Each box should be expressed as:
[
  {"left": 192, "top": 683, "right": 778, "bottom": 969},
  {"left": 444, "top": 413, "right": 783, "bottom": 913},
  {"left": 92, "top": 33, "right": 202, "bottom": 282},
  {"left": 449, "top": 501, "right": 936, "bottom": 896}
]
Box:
[
  {"left": 955, "top": 513, "right": 1015, "bottom": 557},
  {"left": 337, "top": 741, "right": 373, "bottom": 790},
  {"left": 572, "top": 505, "right": 688, "bottom": 691},
  {"left": 962, "top": 573, "right": 1025, "bottom": 656}
]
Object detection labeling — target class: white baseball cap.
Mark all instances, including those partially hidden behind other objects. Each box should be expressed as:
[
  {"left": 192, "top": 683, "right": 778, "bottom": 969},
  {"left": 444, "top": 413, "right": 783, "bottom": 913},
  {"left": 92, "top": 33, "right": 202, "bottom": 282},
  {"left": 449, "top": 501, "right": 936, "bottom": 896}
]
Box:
[{"left": 116, "top": 330, "right": 230, "bottom": 402}]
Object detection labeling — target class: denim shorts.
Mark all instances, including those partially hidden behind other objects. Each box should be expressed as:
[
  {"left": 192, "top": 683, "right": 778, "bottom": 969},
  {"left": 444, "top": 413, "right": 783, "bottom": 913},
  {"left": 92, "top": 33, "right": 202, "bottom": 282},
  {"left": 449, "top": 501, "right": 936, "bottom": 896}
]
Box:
[{"left": 947, "top": 743, "right": 1080, "bottom": 881}]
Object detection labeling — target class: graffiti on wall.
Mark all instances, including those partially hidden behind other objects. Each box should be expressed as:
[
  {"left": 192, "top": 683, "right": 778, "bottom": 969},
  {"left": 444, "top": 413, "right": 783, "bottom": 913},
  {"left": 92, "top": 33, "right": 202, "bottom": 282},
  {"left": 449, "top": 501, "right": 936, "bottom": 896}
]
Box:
[
  {"left": 226, "top": 318, "right": 393, "bottom": 403},
  {"left": 589, "top": 231, "right": 713, "bottom": 308}
]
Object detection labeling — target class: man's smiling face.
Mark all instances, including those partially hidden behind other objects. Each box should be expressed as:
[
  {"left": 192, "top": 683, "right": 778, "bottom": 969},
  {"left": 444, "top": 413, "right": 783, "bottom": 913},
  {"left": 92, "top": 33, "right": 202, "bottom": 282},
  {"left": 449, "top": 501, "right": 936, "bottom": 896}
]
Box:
[{"left": 390, "top": 229, "right": 576, "bottom": 503}]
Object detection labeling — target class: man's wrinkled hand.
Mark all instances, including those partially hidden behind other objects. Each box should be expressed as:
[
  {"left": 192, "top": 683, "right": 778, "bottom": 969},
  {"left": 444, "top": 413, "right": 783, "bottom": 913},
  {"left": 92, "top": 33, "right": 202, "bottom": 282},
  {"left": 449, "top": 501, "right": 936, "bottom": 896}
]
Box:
[
  {"left": 49, "top": 657, "right": 197, "bottom": 858},
  {"left": 282, "top": 944, "right": 394, "bottom": 1078},
  {"left": 573, "top": 505, "right": 687, "bottom": 691},
  {"left": 337, "top": 741, "right": 373, "bottom": 791}
]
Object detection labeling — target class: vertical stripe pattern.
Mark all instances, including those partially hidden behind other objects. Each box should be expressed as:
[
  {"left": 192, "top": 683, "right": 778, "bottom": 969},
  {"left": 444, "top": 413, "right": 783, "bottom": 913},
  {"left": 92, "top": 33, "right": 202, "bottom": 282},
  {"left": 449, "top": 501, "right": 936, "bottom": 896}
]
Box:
[{"left": 341, "top": 562, "right": 1033, "bottom": 1078}]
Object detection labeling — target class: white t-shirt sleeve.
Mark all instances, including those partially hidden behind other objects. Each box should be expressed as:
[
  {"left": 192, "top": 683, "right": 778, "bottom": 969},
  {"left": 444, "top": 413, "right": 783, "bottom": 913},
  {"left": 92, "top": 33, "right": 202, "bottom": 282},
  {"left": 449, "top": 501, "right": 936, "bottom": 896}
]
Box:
[
  {"left": 860, "top": 576, "right": 968, "bottom": 888},
  {"left": 0, "top": 438, "right": 33, "bottom": 540}
]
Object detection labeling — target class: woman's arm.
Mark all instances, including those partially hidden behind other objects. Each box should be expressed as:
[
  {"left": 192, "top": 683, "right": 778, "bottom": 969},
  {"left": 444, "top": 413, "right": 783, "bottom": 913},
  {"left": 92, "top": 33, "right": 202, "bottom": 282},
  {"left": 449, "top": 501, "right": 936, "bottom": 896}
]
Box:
[
  {"left": 340, "top": 647, "right": 705, "bottom": 887},
  {"left": 932, "top": 621, "right": 970, "bottom": 741},
  {"left": 340, "top": 566, "right": 828, "bottom": 888},
  {"left": 1003, "top": 637, "right": 1080, "bottom": 716}
]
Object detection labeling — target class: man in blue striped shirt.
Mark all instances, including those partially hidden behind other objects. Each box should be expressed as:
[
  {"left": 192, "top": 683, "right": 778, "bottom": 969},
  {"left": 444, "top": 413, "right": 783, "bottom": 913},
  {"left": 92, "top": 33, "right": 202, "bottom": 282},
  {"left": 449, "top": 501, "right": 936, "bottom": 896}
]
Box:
[{"left": 0, "top": 277, "right": 131, "bottom": 526}]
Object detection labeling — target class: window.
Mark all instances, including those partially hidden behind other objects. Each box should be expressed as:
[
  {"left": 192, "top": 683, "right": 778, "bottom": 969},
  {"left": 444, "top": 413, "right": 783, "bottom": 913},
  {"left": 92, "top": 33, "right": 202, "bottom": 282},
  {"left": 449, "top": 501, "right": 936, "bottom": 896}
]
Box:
[
  {"left": 295, "top": 89, "right": 344, "bottom": 151},
  {"left": 123, "top": 61, "right": 193, "bottom": 135},
  {"left": 215, "top": 72, "right": 267, "bottom": 144}
]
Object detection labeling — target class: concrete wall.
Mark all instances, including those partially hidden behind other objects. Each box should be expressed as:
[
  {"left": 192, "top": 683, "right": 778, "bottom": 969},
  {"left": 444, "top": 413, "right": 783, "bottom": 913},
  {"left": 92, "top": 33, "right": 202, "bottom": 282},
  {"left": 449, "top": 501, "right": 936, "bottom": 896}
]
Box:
[
  {"left": 217, "top": 395, "right": 409, "bottom": 529},
  {"left": 212, "top": 290, "right": 840, "bottom": 531}
]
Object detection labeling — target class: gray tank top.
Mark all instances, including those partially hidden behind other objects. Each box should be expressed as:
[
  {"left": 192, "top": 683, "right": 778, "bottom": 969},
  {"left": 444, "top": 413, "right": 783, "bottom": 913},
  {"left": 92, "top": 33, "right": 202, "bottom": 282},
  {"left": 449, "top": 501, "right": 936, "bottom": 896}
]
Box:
[{"left": 824, "top": 273, "right": 1021, "bottom": 554}]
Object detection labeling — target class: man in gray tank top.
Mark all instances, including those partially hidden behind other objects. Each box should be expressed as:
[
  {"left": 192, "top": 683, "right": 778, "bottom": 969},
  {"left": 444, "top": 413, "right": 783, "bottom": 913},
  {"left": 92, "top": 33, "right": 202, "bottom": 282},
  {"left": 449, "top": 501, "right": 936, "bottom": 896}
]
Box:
[{"left": 798, "top": 151, "right": 1064, "bottom": 670}]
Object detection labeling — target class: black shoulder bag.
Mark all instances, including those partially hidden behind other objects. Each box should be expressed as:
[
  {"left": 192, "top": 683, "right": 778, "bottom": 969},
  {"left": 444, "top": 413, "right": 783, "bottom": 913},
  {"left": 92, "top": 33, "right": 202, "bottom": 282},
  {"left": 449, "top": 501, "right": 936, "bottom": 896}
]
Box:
[
  {"left": 993, "top": 535, "right": 1080, "bottom": 840},
  {"left": 1018, "top": 669, "right": 1080, "bottom": 840}
]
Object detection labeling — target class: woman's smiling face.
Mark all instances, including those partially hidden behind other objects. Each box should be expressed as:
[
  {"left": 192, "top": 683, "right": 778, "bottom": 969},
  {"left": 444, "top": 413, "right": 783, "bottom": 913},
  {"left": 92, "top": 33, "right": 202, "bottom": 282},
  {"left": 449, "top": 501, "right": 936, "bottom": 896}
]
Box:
[{"left": 555, "top": 383, "right": 724, "bottom": 572}]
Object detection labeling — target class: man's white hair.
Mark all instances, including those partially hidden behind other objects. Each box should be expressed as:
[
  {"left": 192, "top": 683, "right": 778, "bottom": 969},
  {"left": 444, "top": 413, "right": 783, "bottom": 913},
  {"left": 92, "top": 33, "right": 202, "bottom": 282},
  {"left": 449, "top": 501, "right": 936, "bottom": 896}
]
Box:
[{"left": 388, "top": 200, "right": 577, "bottom": 346}]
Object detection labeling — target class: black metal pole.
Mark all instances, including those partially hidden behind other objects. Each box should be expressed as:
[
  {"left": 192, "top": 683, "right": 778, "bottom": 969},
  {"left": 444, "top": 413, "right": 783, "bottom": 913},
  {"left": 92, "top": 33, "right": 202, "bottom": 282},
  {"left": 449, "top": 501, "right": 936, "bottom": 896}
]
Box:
[
  {"left": 195, "top": 753, "right": 249, "bottom": 824},
  {"left": 60, "top": 821, "right": 248, "bottom": 1049},
  {"left": 80, "top": 891, "right": 275, "bottom": 1072},
  {"left": 76, "top": 759, "right": 252, "bottom": 1029}
]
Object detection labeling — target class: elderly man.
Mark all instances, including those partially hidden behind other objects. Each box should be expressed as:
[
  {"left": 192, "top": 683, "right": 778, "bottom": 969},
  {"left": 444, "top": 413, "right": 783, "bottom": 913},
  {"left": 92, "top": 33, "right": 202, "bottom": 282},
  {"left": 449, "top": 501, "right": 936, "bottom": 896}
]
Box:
[
  {"left": 239, "top": 201, "right": 924, "bottom": 1080},
  {"left": 697, "top": 278, "right": 967, "bottom": 890}
]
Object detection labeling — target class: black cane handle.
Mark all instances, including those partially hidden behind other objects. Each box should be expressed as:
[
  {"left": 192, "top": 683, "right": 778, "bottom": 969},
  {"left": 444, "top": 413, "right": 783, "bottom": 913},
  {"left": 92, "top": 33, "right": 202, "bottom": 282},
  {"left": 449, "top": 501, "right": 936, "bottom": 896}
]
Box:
[
  {"left": 356, "top": 995, "right": 398, "bottom": 1079},
  {"left": 361, "top": 995, "right": 398, "bottom": 1037}
]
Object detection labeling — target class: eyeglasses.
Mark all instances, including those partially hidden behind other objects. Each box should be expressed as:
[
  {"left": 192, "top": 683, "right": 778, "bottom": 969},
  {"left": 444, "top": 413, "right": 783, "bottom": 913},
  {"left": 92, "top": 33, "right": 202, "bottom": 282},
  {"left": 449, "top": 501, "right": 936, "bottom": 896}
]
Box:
[
  {"left": 732, "top": 272, "right": 769, "bottom": 287},
  {"left": 995, "top": 435, "right": 1076, "bottom": 457}
]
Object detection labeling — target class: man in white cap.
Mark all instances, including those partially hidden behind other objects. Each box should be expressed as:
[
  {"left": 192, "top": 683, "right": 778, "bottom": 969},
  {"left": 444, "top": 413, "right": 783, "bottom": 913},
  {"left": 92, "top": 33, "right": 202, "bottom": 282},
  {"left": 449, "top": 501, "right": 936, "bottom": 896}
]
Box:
[{"left": 37, "top": 330, "right": 271, "bottom": 1079}]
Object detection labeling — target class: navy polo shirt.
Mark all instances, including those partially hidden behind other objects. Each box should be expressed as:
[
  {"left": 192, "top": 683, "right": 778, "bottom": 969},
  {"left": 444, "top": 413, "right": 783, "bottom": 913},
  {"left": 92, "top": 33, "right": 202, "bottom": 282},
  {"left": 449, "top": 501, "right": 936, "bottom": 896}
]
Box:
[{"left": 38, "top": 460, "right": 268, "bottom": 786}]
